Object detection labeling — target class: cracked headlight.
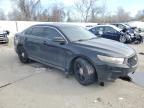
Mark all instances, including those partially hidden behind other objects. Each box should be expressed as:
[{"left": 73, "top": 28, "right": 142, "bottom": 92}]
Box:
[
  {"left": 97, "top": 55, "right": 124, "bottom": 64},
  {"left": 129, "top": 33, "right": 135, "bottom": 37}
]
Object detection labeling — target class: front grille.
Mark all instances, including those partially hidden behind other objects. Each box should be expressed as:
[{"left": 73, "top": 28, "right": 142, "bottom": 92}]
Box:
[
  {"left": 127, "top": 55, "right": 138, "bottom": 67},
  {"left": 0, "top": 37, "right": 5, "bottom": 39},
  {"left": 0, "top": 34, "right": 4, "bottom": 37}
]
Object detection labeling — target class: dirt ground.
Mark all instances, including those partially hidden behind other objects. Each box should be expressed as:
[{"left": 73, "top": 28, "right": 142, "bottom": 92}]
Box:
[{"left": 0, "top": 39, "right": 144, "bottom": 108}]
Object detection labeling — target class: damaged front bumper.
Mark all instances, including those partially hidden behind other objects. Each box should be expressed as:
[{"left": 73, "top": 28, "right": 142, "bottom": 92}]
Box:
[
  {"left": 96, "top": 65, "right": 137, "bottom": 82},
  {"left": 94, "top": 55, "right": 138, "bottom": 82}
]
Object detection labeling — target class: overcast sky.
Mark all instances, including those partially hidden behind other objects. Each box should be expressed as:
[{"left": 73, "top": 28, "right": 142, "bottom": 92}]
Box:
[{"left": 0, "top": 0, "right": 144, "bottom": 17}]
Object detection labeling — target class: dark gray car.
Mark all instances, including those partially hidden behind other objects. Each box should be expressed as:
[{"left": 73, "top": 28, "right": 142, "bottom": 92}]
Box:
[{"left": 14, "top": 24, "right": 138, "bottom": 85}]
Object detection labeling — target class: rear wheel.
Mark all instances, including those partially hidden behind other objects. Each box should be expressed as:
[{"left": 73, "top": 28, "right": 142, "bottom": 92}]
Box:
[
  {"left": 73, "top": 58, "right": 97, "bottom": 85},
  {"left": 17, "top": 46, "right": 29, "bottom": 63}
]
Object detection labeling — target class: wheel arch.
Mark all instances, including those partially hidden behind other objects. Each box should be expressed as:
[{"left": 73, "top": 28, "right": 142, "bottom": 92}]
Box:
[
  {"left": 69, "top": 55, "right": 98, "bottom": 78},
  {"left": 16, "top": 43, "right": 23, "bottom": 53}
]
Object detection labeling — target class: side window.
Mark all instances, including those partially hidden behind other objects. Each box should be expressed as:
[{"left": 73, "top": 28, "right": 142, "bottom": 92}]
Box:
[
  {"left": 104, "top": 27, "right": 117, "bottom": 33},
  {"left": 95, "top": 27, "right": 104, "bottom": 35},
  {"left": 118, "top": 24, "right": 125, "bottom": 29},
  {"left": 24, "top": 28, "right": 32, "bottom": 35},
  {"left": 90, "top": 28, "right": 96, "bottom": 33},
  {"left": 43, "top": 27, "right": 61, "bottom": 40},
  {"left": 31, "top": 27, "right": 44, "bottom": 37}
]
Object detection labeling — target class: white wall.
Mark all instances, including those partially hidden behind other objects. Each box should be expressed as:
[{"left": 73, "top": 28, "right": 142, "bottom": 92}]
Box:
[
  {"left": 0, "top": 21, "right": 52, "bottom": 37},
  {"left": 0, "top": 21, "right": 17, "bottom": 37},
  {"left": 0, "top": 21, "right": 97, "bottom": 37},
  {"left": 128, "top": 21, "right": 144, "bottom": 28},
  {"left": 0, "top": 21, "right": 48, "bottom": 37},
  {"left": 1, "top": 20, "right": 143, "bottom": 37}
]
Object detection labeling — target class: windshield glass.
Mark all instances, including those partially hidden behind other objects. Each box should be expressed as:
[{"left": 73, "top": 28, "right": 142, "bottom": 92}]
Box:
[{"left": 60, "top": 26, "right": 97, "bottom": 42}]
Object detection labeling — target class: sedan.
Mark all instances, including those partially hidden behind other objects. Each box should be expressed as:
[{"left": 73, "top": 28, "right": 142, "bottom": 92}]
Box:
[
  {"left": 89, "top": 25, "right": 135, "bottom": 43},
  {"left": 14, "top": 24, "right": 138, "bottom": 85}
]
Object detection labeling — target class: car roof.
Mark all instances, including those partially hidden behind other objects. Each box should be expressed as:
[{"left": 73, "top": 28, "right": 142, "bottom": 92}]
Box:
[
  {"left": 111, "top": 23, "right": 131, "bottom": 29},
  {"left": 32, "top": 23, "right": 81, "bottom": 29},
  {"left": 90, "top": 24, "right": 122, "bottom": 32}
]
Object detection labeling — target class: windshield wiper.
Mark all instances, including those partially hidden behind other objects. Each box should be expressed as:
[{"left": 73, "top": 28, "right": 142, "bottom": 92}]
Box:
[
  {"left": 77, "top": 39, "right": 87, "bottom": 41},
  {"left": 89, "top": 37, "right": 97, "bottom": 40}
]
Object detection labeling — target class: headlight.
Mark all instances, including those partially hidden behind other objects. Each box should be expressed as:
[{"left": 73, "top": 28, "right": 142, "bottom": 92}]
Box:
[
  {"left": 97, "top": 55, "right": 124, "bottom": 64},
  {"left": 129, "top": 33, "right": 135, "bottom": 37},
  {"left": 125, "top": 34, "right": 131, "bottom": 38}
]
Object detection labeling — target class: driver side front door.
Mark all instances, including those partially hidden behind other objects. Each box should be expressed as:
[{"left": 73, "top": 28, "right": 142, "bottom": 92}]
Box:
[
  {"left": 39, "top": 27, "right": 66, "bottom": 68},
  {"left": 103, "top": 26, "right": 119, "bottom": 41}
]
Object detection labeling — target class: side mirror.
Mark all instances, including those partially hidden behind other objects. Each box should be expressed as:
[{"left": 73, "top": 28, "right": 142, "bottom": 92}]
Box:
[
  {"left": 2, "top": 30, "right": 10, "bottom": 36},
  {"left": 5, "top": 30, "right": 10, "bottom": 35},
  {"left": 138, "top": 28, "right": 142, "bottom": 33},
  {"left": 53, "top": 37, "right": 66, "bottom": 44}
]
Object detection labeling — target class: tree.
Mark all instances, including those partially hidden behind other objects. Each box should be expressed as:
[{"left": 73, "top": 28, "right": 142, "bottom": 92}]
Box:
[
  {"left": 0, "top": 9, "right": 6, "bottom": 20},
  {"left": 36, "top": 9, "right": 49, "bottom": 21},
  {"left": 135, "top": 10, "right": 144, "bottom": 21},
  {"left": 89, "top": 7, "right": 103, "bottom": 22},
  {"left": 9, "top": 0, "right": 41, "bottom": 21},
  {"left": 100, "top": 7, "right": 131, "bottom": 23},
  {"left": 115, "top": 7, "right": 131, "bottom": 22},
  {"left": 47, "top": 3, "right": 65, "bottom": 22},
  {"left": 9, "top": 0, "right": 66, "bottom": 22},
  {"left": 66, "top": 11, "right": 73, "bottom": 22},
  {"left": 74, "top": 0, "right": 99, "bottom": 22}
]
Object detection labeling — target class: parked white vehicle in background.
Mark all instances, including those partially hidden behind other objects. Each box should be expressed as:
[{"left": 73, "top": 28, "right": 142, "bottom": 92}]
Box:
[{"left": 0, "top": 27, "right": 9, "bottom": 44}]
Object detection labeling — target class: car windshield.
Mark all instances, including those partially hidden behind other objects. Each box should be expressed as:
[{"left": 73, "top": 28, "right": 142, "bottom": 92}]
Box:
[{"left": 60, "top": 26, "right": 97, "bottom": 42}]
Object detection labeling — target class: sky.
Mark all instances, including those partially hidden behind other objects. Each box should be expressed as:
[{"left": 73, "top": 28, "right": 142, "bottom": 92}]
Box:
[
  {"left": 0, "top": 0, "right": 144, "bottom": 17},
  {"left": 106, "top": 0, "right": 144, "bottom": 16}
]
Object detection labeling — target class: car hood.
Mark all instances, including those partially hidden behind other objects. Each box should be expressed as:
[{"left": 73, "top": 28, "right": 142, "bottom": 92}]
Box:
[{"left": 74, "top": 38, "right": 135, "bottom": 58}]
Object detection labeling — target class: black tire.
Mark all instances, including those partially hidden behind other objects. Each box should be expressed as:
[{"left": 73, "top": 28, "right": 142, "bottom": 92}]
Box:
[
  {"left": 73, "top": 58, "right": 97, "bottom": 85},
  {"left": 134, "top": 35, "right": 143, "bottom": 44},
  {"left": 138, "top": 35, "right": 143, "bottom": 43},
  {"left": 119, "top": 35, "right": 127, "bottom": 43},
  {"left": 17, "top": 46, "right": 29, "bottom": 63}
]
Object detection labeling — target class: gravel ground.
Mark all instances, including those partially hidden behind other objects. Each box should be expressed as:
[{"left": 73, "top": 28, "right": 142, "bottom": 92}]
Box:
[{"left": 0, "top": 41, "right": 144, "bottom": 108}]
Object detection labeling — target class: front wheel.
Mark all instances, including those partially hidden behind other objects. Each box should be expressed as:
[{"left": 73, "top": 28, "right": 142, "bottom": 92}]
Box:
[
  {"left": 73, "top": 58, "right": 97, "bottom": 85},
  {"left": 17, "top": 46, "right": 29, "bottom": 63},
  {"left": 119, "top": 35, "right": 127, "bottom": 43}
]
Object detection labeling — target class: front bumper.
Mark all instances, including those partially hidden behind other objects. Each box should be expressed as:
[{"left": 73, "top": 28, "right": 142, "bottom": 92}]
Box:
[
  {"left": 95, "top": 64, "right": 137, "bottom": 82},
  {"left": 93, "top": 54, "right": 138, "bottom": 82},
  {"left": 126, "top": 33, "right": 143, "bottom": 43},
  {"left": 131, "top": 34, "right": 143, "bottom": 43},
  {"left": 0, "top": 37, "right": 9, "bottom": 43}
]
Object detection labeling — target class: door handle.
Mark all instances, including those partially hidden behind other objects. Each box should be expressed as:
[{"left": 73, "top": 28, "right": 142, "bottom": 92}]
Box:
[{"left": 43, "top": 41, "right": 48, "bottom": 45}]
